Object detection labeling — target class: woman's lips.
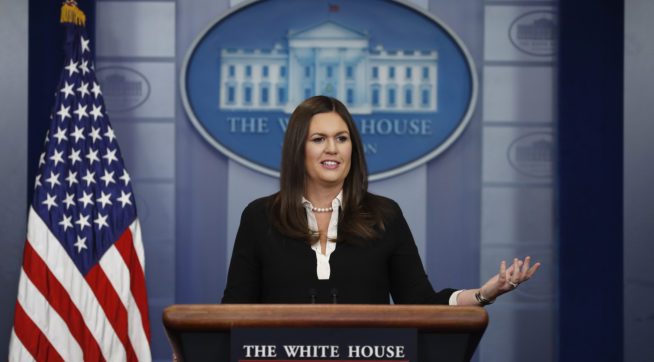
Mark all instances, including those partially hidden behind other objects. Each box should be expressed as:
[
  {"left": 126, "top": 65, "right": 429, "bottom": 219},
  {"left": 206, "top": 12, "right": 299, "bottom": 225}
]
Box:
[{"left": 321, "top": 160, "right": 340, "bottom": 169}]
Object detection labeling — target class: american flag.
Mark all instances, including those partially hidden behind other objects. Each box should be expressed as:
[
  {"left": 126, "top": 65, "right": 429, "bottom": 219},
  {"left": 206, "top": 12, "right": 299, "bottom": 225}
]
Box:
[{"left": 9, "top": 4, "right": 151, "bottom": 361}]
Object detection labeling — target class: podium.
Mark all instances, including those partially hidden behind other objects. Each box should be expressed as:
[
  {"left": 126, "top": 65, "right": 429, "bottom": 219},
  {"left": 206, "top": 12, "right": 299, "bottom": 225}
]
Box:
[{"left": 163, "top": 304, "right": 488, "bottom": 362}]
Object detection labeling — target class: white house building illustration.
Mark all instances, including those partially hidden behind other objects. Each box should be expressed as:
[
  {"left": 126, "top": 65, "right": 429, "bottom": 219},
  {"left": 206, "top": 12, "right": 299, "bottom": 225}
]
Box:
[{"left": 219, "top": 20, "right": 439, "bottom": 114}]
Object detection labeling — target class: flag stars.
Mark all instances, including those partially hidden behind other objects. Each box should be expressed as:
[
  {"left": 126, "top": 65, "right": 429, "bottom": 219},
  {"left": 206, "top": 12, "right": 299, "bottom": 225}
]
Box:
[
  {"left": 104, "top": 127, "right": 116, "bottom": 143},
  {"left": 80, "top": 36, "right": 90, "bottom": 53},
  {"left": 64, "top": 59, "right": 79, "bottom": 77},
  {"left": 91, "top": 82, "right": 102, "bottom": 98},
  {"left": 75, "top": 213, "right": 91, "bottom": 231},
  {"left": 70, "top": 126, "right": 86, "bottom": 143},
  {"left": 56, "top": 104, "right": 71, "bottom": 121},
  {"left": 89, "top": 126, "right": 102, "bottom": 143},
  {"left": 50, "top": 149, "right": 65, "bottom": 166},
  {"left": 89, "top": 104, "right": 103, "bottom": 121},
  {"left": 63, "top": 192, "right": 75, "bottom": 209},
  {"left": 85, "top": 148, "right": 100, "bottom": 165},
  {"left": 103, "top": 148, "right": 118, "bottom": 165},
  {"left": 42, "top": 193, "right": 58, "bottom": 211},
  {"left": 96, "top": 191, "right": 112, "bottom": 208},
  {"left": 45, "top": 171, "right": 61, "bottom": 188},
  {"left": 78, "top": 191, "right": 94, "bottom": 208},
  {"left": 73, "top": 103, "right": 88, "bottom": 120},
  {"left": 59, "top": 214, "right": 73, "bottom": 232},
  {"left": 65, "top": 170, "right": 78, "bottom": 187},
  {"left": 119, "top": 170, "right": 131, "bottom": 186},
  {"left": 68, "top": 148, "right": 82, "bottom": 165},
  {"left": 79, "top": 60, "right": 90, "bottom": 76},
  {"left": 82, "top": 170, "right": 96, "bottom": 186},
  {"left": 33, "top": 25, "right": 145, "bottom": 267},
  {"left": 117, "top": 190, "right": 132, "bottom": 207},
  {"left": 52, "top": 127, "right": 68, "bottom": 144},
  {"left": 60, "top": 81, "right": 75, "bottom": 99},
  {"left": 100, "top": 170, "right": 116, "bottom": 187},
  {"left": 94, "top": 213, "right": 109, "bottom": 230},
  {"left": 77, "top": 81, "right": 90, "bottom": 97},
  {"left": 74, "top": 235, "right": 87, "bottom": 253}
]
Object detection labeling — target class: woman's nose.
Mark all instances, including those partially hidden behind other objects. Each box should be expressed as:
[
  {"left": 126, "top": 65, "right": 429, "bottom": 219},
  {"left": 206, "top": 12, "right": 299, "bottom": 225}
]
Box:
[{"left": 325, "top": 139, "right": 337, "bottom": 153}]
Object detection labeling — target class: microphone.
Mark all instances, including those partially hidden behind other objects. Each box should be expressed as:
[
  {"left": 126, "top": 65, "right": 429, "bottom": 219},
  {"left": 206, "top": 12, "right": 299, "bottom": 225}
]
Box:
[
  {"left": 309, "top": 288, "right": 317, "bottom": 304},
  {"left": 330, "top": 288, "right": 339, "bottom": 304}
]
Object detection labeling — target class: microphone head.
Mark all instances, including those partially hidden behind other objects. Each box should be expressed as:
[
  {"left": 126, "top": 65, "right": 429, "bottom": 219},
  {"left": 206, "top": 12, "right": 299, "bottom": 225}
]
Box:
[{"left": 330, "top": 288, "right": 338, "bottom": 304}]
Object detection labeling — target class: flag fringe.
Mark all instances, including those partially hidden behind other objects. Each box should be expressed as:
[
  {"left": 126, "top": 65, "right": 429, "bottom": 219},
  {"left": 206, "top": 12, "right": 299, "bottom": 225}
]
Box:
[{"left": 60, "top": 3, "right": 86, "bottom": 26}]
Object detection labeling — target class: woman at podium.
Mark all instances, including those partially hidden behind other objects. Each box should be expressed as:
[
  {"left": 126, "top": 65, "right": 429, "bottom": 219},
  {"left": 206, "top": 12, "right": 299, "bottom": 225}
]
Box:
[{"left": 222, "top": 96, "right": 539, "bottom": 305}]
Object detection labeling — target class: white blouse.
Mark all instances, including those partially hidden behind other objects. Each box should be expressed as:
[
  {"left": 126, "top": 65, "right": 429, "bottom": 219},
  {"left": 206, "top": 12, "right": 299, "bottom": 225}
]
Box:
[
  {"left": 302, "top": 191, "right": 341, "bottom": 281},
  {"left": 301, "top": 191, "right": 461, "bottom": 305}
]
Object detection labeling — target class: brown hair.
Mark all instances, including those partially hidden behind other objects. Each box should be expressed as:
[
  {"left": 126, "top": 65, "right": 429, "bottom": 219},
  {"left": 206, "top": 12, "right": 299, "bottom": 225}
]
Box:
[{"left": 268, "top": 96, "right": 385, "bottom": 243}]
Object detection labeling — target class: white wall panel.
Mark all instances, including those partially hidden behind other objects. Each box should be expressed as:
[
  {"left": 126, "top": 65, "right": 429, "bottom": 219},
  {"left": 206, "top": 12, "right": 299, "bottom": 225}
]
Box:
[
  {"left": 133, "top": 182, "right": 175, "bottom": 241},
  {"left": 480, "top": 3, "right": 557, "bottom": 361},
  {"left": 482, "top": 126, "right": 553, "bottom": 184},
  {"left": 112, "top": 122, "right": 175, "bottom": 179},
  {"left": 483, "top": 66, "right": 555, "bottom": 123},
  {"left": 96, "top": 1, "right": 175, "bottom": 57},
  {"left": 481, "top": 187, "right": 554, "bottom": 245},
  {"left": 96, "top": 62, "right": 176, "bottom": 118},
  {"left": 481, "top": 306, "right": 555, "bottom": 362},
  {"left": 624, "top": 0, "right": 654, "bottom": 359},
  {"left": 484, "top": 5, "right": 556, "bottom": 62},
  {"left": 0, "top": 0, "right": 28, "bottom": 358}
]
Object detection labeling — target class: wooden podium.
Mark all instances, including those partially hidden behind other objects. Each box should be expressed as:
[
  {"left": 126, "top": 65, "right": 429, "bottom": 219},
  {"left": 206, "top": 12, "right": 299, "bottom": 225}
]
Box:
[{"left": 163, "top": 304, "right": 488, "bottom": 362}]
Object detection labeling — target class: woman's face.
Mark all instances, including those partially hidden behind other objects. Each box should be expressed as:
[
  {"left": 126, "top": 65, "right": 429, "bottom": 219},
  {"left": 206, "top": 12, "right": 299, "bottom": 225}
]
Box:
[{"left": 304, "top": 111, "right": 352, "bottom": 192}]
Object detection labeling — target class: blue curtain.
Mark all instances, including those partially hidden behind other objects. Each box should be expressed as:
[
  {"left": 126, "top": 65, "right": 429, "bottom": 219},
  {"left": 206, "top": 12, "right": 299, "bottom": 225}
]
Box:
[
  {"left": 558, "top": 0, "right": 623, "bottom": 360},
  {"left": 28, "top": 0, "right": 96, "bottom": 203}
]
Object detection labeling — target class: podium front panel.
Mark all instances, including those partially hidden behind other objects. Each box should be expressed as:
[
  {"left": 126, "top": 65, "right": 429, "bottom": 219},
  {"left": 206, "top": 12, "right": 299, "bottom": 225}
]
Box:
[{"left": 163, "top": 304, "right": 488, "bottom": 362}]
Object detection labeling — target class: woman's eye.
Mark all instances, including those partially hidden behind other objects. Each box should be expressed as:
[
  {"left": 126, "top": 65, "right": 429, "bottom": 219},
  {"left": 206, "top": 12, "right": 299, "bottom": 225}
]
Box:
[
  {"left": 311, "top": 137, "right": 324, "bottom": 143},
  {"left": 337, "top": 136, "right": 349, "bottom": 142}
]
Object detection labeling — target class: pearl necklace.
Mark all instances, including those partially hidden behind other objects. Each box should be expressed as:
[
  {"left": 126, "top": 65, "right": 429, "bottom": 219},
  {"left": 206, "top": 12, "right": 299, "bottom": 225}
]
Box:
[{"left": 311, "top": 206, "right": 333, "bottom": 213}]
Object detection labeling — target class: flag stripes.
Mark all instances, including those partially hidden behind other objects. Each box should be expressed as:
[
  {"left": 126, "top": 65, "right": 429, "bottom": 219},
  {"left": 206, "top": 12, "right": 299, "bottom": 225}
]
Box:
[
  {"left": 12, "top": 302, "right": 66, "bottom": 362},
  {"left": 85, "top": 264, "right": 138, "bottom": 361},
  {"left": 19, "top": 243, "right": 103, "bottom": 361},
  {"left": 11, "top": 207, "right": 150, "bottom": 360}
]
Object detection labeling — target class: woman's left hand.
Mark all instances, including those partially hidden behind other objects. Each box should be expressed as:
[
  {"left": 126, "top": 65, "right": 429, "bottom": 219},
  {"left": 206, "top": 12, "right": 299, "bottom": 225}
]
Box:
[{"left": 480, "top": 256, "right": 541, "bottom": 301}]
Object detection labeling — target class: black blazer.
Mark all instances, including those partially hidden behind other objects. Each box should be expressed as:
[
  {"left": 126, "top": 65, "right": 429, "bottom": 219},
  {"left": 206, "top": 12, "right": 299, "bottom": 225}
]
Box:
[{"left": 222, "top": 194, "right": 455, "bottom": 304}]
